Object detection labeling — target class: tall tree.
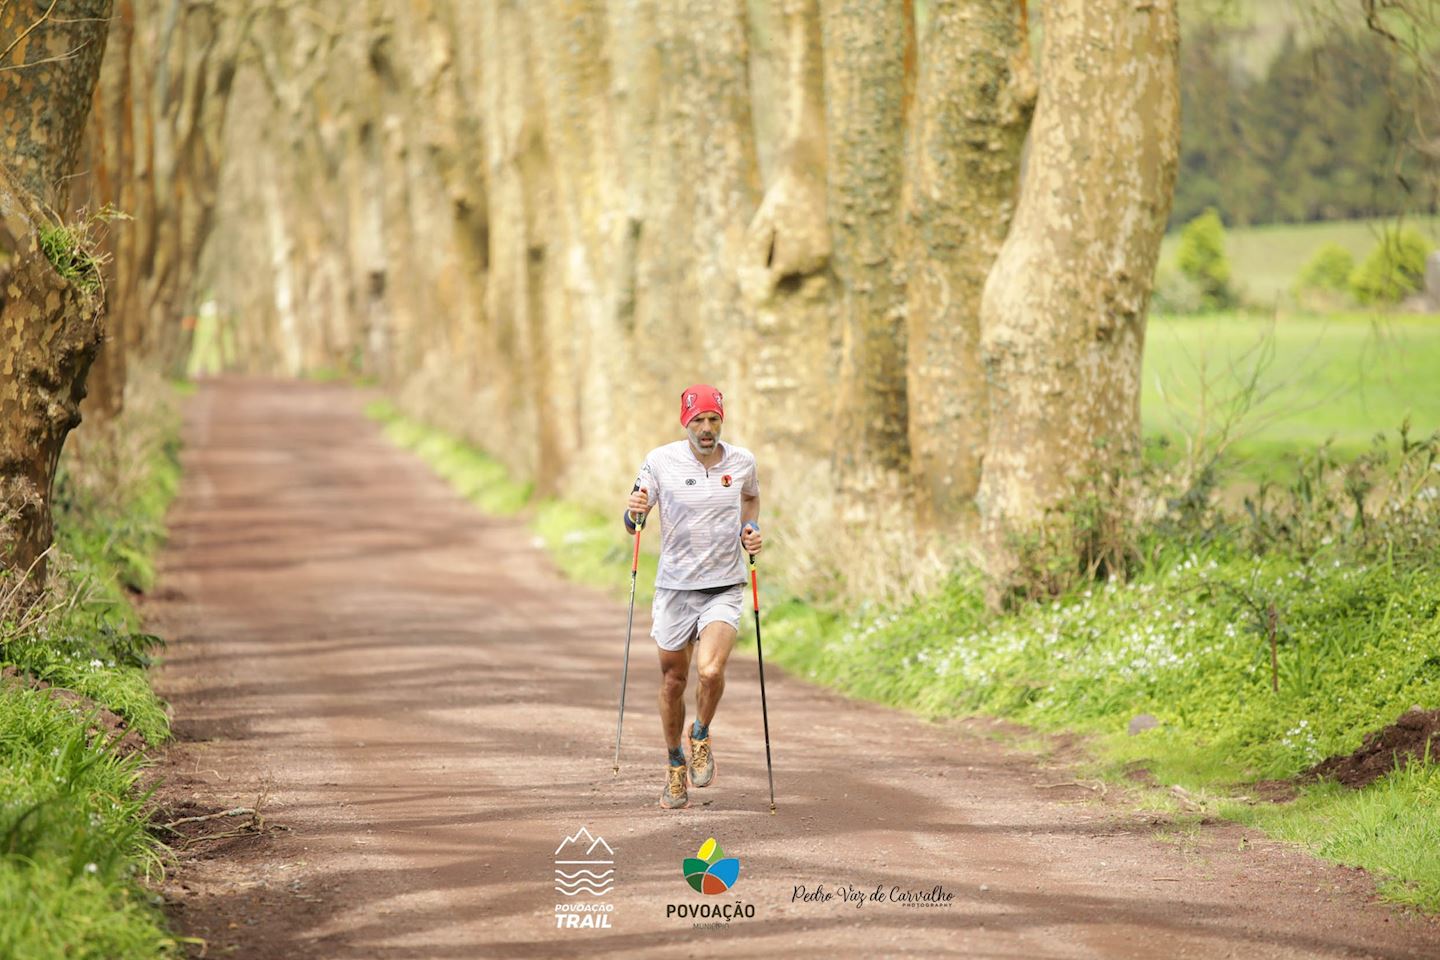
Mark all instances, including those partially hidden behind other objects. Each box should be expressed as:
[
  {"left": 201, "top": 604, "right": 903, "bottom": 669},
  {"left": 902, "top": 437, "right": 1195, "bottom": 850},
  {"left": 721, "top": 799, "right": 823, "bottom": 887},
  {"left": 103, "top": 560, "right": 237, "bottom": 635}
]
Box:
[
  {"left": 72, "top": 0, "right": 253, "bottom": 414},
  {"left": 977, "top": 0, "right": 1181, "bottom": 602},
  {"left": 741, "top": 0, "right": 836, "bottom": 463},
  {"left": 820, "top": 0, "right": 915, "bottom": 511},
  {"left": 1171, "top": 24, "right": 1249, "bottom": 227},
  {"left": 0, "top": 0, "right": 115, "bottom": 585},
  {"left": 903, "top": 0, "right": 1034, "bottom": 525},
  {"left": 165, "top": 0, "right": 1192, "bottom": 605}
]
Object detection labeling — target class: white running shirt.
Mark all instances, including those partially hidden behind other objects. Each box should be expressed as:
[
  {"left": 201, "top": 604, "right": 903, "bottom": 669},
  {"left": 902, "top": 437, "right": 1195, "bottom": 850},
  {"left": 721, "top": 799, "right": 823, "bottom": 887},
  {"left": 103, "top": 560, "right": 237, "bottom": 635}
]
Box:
[{"left": 634, "top": 440, "right": 760, "bottom": 590}]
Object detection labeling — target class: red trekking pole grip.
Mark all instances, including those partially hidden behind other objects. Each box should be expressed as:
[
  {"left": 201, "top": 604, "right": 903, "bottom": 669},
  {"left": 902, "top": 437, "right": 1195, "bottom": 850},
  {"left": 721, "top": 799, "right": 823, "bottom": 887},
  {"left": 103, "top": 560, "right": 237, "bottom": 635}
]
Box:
[{"left": 743, "top": 521, "right": 760, "bottom": 611}]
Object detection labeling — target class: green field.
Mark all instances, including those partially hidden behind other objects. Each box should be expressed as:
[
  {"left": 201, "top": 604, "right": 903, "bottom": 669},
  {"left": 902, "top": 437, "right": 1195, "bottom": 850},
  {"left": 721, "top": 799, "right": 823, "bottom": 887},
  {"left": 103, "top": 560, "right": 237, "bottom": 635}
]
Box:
[
  {"left": 1158, "top": 216, "right": 1440, "bottom": 306},
  {"left": 1144, "top": 312, "right": 1440, "bottom": 478}
]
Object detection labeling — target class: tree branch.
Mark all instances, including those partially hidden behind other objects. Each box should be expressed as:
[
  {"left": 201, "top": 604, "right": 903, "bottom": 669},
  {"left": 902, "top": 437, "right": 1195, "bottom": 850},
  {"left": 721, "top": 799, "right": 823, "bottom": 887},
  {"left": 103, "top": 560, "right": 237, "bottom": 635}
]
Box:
[{"left": 0, "top": 38, "right": 90, "bottom": 73}]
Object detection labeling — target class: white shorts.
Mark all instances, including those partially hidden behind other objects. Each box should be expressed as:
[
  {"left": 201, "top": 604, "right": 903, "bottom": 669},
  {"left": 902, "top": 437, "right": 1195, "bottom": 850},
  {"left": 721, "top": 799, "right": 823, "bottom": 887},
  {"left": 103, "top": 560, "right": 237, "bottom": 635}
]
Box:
[{"left": 650, "top": 585, "right": 745, "bottom": 652}]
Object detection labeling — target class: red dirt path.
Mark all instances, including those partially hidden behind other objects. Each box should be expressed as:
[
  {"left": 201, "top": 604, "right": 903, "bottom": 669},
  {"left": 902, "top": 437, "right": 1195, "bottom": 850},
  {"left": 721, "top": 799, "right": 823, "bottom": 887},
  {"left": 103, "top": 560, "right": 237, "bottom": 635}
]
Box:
[{"left": 144, "top": 377, "right": 1439, "bottom": 959}]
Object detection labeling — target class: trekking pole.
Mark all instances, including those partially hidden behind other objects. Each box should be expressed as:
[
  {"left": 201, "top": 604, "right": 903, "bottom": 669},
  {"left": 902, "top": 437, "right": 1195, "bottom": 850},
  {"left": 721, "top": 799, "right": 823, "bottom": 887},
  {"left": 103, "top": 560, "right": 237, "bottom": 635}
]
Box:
[
  {"left": 745, "top": 523, "right": 777, "bottom": 814},
  {"left": 613, "top": 494, "right": 647, "bottom": 774}
]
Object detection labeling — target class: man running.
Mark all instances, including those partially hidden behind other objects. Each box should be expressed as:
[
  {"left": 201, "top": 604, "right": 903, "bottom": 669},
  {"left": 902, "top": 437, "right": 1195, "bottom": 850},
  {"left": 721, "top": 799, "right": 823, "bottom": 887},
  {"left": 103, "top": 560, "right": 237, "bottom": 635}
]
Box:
[{"left": 624, "top": 384, "right": 763, "bottom": 810}]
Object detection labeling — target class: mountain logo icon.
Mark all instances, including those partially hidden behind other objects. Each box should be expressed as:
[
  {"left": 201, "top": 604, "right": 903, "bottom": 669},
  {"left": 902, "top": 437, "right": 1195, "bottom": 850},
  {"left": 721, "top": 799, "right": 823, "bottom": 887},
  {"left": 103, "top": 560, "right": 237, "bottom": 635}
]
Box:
[
  {"left": 683, "top": 837, "right": 740, "bottom": 895},
  {"left": 554, "top": 826, "right": 614, "bottom": 897}
]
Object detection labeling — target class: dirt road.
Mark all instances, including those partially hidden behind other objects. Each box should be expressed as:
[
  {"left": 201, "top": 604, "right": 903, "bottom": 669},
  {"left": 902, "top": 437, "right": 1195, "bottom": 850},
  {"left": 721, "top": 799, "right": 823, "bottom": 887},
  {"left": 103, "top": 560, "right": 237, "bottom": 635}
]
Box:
[{"left": 145, "top": 378, "right": 1438, "bottom": 959}]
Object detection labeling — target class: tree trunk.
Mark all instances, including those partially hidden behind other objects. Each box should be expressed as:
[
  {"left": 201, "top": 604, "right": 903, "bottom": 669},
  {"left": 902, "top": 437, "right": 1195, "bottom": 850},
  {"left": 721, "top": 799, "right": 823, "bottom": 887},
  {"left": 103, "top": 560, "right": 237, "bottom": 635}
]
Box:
[
  {"left": 525, "top": 0, "right": 625, "bottom": 494},
  {"left": 0, "top": 170, "right": 105, "bottom": 585},
  {"left": 72, "top": 0, "right": 136, "bottom": 420},
  {"left": 977, "top": 0, "right": 1180, "bottom": 602},
  {"left": 0, "top": 0, "right": 113, "bottom": 208},
  {"left": 820, "top": 0, "right": 915, "bottom": 514},
  {"left": 72, "top": 0, "right": 249, "bottom": 392},
  {"left": 675, "top": 0, "right": 761, "bottom": 428},
  {"left": 0, "top": 0, "right": 114, "bottom": 586},
  {"left": 742, "top": 0, "right": 836, "bottom": 463},
  {"left": 904, "top": 0, "right": 1034, "bottom": 526}
]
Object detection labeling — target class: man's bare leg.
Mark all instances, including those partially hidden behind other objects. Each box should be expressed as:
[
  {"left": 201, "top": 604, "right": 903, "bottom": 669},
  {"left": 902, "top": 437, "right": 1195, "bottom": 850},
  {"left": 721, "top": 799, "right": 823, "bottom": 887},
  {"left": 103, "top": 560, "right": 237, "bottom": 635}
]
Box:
[
  {"left": 695, "top": 621, "right": 738, "bottom": 727},
  {"left": 657, "top": 643, "right": 694, "bottom": 808},
  {"left": 658, "top": 644, "right": 692, "bottom": 753},
  {"left": 689, "top": 621, "right": 737, "bottom": 788}
]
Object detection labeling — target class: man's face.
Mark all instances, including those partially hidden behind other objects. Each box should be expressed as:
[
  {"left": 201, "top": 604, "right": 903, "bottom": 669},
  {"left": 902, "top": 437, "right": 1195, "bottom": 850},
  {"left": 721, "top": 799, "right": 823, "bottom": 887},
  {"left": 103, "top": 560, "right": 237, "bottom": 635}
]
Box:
[{"left": 686, "top": 412, "right": 722, "bottom": 455}]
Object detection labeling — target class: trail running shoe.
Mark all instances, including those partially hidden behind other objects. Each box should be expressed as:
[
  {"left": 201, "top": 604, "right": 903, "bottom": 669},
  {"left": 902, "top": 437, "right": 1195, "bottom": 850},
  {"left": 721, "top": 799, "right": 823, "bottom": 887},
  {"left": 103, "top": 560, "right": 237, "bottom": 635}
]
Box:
[
  {"left": 689, "top": 732, "right": 714, "bottom": 788},
  {"left": 660, "top": 763, "right": 689, "bottom": 809}
]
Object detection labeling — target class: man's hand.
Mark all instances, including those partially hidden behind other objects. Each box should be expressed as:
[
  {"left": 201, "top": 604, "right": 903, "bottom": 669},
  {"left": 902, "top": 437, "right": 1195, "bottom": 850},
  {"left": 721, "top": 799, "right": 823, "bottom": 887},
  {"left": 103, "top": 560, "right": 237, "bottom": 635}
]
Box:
[
  {"left": 626, "top": 487, "right": 650, "bottom": 525},
  {"left": 741, "top": 521, "right": 763, "bottom": 557}
]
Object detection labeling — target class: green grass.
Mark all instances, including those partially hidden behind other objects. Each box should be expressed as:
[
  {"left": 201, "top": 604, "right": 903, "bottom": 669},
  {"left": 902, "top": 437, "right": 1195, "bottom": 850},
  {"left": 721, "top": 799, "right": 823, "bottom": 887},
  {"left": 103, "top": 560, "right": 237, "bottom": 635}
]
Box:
[
  {"left": 1144, "top": 312, "right": 1440, "bottom": 481},
  {"left": 766, "top": 553, "right": 1440, "bottom": 781},
  {"left": 368, "top": 396, "right": 1440, "bottom": 913},
  {"left": 1158, "top": 216, "right": 1440, "bottom": 305},
  {"left": 758, "top": 543, "right": 1440, "bottom": 911},
  {"left": 1228, "top": 761, "right": 1440, "bottom": 911},
  {"left": 0, "top": 689, "right": 177, "bottom": 959},
  {"left": 1, "top": 378, "right": 187, "bottom": 958}
]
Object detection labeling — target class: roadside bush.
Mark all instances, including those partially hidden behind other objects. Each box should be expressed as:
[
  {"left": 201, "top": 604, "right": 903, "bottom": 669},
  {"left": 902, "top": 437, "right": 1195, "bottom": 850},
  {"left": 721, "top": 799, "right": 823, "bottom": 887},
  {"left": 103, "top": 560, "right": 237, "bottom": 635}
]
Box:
[
  {"left": 1295, "top": 243, "right": 1355, "bottom": 294},
  {"left": 762, "top": 421, "right": 1440, "bottom": 802},
  {"left": 1349, "top": 228, "right": 1433, "bottom": 304},
  {"left": 1176, "top": 208, "right": 1238, "bottom": 310},
  {"left": 1238, "top": 422, "right": 1440, "bottom": 567}
]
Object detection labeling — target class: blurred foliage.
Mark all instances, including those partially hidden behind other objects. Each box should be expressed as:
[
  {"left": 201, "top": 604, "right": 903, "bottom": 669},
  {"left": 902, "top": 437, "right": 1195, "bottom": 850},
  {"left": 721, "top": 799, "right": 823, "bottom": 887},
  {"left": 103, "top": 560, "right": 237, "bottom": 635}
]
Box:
[
  {"left": 1174, "top": 25, "right": 1437, "bottom": 229},
  {"left": 1176, "top": 208, "right": 1238, "bottom": 310},
  {"left": 1349, "top": 227, "right": 1434, "bottom": 303},
  {"left": 1295, "top": 243, "right": 1357, "bottom": 295}
]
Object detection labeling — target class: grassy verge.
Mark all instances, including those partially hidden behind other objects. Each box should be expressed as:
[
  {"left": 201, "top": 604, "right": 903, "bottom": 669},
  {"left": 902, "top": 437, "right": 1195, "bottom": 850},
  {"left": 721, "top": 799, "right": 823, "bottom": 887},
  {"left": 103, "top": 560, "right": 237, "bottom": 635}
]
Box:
[
  {"left": 1, "top": 378, "right": 187, "bottom": 958},
  {"left": 367, "top": 399, "right": 1440, "bottom": 913},
  {"left": 1229, "top": 763, "right": 1440, "bottom": 911},
  {"left": 764, "top": 551, "right": 1440, "bottom": 908}
]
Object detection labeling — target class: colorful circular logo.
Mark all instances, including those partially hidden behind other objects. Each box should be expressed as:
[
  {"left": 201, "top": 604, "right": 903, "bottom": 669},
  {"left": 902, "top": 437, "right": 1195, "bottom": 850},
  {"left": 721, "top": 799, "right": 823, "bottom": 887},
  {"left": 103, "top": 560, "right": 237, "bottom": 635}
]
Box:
[{"left": 683, "top": 837, "right": 740, "bottom": 895}]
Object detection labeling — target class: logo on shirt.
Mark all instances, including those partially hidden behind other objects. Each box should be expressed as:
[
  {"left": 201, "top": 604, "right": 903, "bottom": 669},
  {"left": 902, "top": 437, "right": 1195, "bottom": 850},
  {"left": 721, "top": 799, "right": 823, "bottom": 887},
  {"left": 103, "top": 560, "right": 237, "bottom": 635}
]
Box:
[
  {"left": 721, "top": 475, "right": 732, "bottom": 487},
  {"left": 685, "top": 478, "right": 697, "bottom": 486}
]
